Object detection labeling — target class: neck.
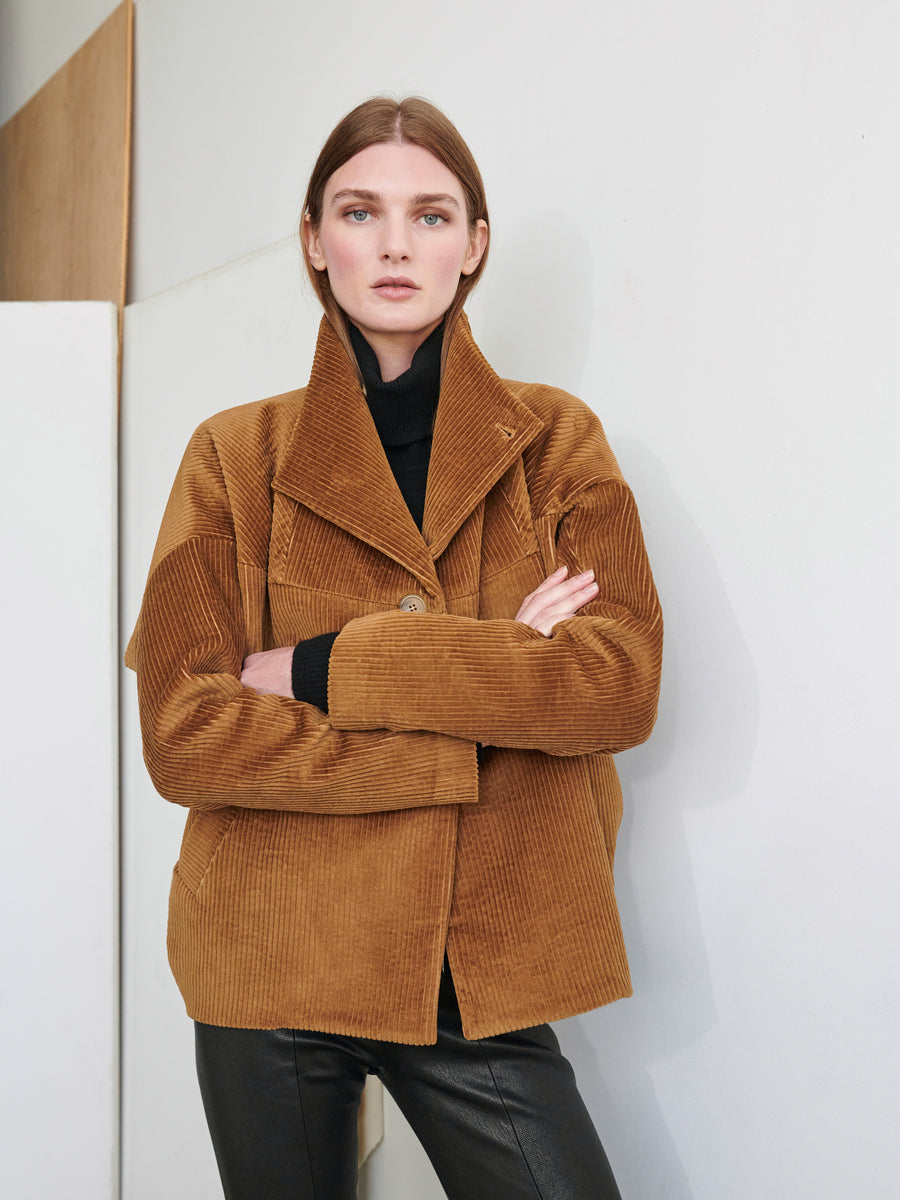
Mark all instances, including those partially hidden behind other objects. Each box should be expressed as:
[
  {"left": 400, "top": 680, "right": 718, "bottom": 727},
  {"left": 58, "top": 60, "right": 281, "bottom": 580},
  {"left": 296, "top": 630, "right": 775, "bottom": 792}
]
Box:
[{"left": 359, "top": 320, "right": 443, "bottom": 382}]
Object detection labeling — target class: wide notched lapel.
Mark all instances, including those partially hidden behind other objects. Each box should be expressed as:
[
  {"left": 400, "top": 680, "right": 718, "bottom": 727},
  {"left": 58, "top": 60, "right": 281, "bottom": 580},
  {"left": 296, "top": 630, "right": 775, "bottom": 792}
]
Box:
[
  {"left": 423, "top": 315, "right": 545, "bottom": 561},
  {"left": 273, "top": 318, "right": 441, "bottom": 592},
  {"left": 273, "top": 314, "right": 545, "bottom": 586}
]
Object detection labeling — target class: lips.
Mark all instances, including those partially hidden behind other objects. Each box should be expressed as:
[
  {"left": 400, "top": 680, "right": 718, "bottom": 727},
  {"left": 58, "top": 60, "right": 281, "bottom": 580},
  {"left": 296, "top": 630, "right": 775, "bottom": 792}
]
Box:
[
  {"left": 371, "top": 276, "right": 420, "bottom": 299},
  {"left": 373, "top": 276, "right": 419, "bottom": 289}
]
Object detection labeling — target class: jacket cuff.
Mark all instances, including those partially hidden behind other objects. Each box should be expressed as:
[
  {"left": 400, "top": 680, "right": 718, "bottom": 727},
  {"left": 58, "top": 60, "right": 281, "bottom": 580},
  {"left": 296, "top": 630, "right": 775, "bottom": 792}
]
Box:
[{"left": 292, "top": 632, "right": 339, "bottom": 711}]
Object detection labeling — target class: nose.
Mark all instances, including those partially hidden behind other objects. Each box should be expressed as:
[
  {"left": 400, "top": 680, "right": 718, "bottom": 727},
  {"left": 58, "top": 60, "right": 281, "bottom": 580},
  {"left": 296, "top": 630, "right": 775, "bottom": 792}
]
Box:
[{"left": 379, "top": 216, "right": 411, "bottom": 263}]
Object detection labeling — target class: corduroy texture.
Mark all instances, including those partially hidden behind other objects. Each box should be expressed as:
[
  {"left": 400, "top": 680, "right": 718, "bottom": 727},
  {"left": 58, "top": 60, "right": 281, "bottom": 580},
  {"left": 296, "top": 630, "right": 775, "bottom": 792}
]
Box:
[{"left": 126, "top": 314, "right": 663, "bottom": 1043}]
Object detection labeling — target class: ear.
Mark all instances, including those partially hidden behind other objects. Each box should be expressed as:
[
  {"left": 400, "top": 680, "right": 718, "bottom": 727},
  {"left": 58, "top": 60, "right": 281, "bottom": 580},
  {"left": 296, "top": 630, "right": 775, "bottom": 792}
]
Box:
[
  {"left": 304, "top": 213, "right": 327, "bottom": 271},
  {"left": 461, "top": 219, "right": 488, "bottom": 277}
]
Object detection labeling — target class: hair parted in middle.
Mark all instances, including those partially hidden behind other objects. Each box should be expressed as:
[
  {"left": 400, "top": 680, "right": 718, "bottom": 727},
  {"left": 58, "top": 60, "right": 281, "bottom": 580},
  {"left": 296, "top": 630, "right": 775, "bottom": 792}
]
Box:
[{"left": 300, "top": 96, "right": 490, "bottom": 367}]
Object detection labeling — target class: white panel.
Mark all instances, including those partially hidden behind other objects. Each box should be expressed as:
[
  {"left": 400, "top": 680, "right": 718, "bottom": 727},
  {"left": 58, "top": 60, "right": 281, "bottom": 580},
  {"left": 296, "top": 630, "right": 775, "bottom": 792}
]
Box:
[
  {"left": 120, "top": 242, "right": 322, "bottom": 1200},
  {"left": 0, "top": 301, "right": 118, "bottom": 1198}
]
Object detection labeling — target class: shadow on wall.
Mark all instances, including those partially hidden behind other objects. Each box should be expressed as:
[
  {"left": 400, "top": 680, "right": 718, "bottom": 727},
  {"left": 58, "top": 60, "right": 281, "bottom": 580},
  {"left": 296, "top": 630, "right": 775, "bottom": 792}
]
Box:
[
  {"left": 556, "top": 439, "right": 760, "bottom": 1197},
  {"left": 470, "top": 209, "right": 595, "bottom": 395}
]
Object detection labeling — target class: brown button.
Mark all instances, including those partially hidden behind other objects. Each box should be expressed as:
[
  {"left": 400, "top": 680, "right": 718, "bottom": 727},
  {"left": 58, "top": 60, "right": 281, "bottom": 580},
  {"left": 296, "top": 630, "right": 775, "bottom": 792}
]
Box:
[{"left": 398, "top": 594, "right": 426, "bottom": 613}]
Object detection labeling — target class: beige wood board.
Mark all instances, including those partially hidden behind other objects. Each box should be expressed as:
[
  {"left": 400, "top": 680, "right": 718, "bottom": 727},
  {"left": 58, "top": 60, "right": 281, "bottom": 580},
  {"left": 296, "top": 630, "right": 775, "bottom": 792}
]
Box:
[{"left": 0, "top": 1, "right": 133, "bottom": 304}]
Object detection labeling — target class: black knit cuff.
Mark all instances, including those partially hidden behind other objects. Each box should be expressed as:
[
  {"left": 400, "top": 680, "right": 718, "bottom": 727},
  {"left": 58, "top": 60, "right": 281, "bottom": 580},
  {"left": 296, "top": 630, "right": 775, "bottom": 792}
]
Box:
[{"left": 291, "top": 632, "right": 339, "bottom": 712}]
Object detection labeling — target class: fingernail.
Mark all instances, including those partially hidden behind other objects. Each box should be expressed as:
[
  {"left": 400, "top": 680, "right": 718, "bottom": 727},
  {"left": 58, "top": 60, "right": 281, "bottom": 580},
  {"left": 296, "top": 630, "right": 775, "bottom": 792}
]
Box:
[{"left": 579, "top": 569, "right": 594, "bottom": 580}]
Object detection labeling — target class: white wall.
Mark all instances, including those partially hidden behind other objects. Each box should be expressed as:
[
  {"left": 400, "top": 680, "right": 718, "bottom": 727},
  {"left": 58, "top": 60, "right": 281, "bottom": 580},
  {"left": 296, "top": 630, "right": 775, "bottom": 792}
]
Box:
[
  {"left": 0, "top": 302, "right": 119, "bottom": 1198},
  {"left": 5, "top": 1, "right": 900, "bottom": 1197}
]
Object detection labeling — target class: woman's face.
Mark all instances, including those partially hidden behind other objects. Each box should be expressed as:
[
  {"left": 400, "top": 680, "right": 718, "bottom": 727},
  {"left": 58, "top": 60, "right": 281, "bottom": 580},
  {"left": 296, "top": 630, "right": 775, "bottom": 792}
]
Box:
[{"left": 305, "top": 142, "right": 487, "bottom": 363}]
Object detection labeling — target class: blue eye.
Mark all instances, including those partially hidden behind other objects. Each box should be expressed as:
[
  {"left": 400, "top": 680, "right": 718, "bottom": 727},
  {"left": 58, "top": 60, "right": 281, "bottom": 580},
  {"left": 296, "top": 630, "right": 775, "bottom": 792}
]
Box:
[
  {"left": 348, "top": 209, "right": 370, "bottom": 222},
  {"left": 421, "top": 213, "right": 443, "bottom": 226}
]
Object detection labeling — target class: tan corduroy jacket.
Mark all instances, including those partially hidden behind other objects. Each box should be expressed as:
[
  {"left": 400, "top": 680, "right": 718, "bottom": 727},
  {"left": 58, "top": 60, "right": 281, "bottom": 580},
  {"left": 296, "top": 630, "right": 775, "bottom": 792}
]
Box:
[{"left": 126, "top": 313, "right": 663, "bottom": 1043}]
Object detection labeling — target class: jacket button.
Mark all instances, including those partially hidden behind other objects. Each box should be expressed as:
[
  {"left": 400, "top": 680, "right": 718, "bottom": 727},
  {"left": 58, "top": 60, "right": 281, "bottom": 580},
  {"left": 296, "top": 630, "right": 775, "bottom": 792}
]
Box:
[{"left": 398, "top": 594, "right": 426, "bottom": 613}]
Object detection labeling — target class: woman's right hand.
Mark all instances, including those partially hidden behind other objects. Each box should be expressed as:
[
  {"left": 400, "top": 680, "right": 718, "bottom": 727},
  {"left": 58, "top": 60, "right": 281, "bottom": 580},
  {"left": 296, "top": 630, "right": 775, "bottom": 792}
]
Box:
[{"left": 514, "top": 565, "right": 599, "bottom": 636}]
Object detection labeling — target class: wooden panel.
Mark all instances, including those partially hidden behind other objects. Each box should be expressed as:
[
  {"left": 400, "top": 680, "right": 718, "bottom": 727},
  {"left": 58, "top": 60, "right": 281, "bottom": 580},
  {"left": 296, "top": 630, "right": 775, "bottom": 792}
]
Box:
[{"left": 0, "top": 1, "right": 133, "bottom": 304}]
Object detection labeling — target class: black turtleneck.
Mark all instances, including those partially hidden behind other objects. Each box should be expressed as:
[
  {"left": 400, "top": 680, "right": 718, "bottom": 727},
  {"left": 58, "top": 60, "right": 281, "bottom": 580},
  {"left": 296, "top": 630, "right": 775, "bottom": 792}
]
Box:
[
  {"left": 290, "top": 323, "right": 443, "bottom": 710},
  {"left": 349, "top": 320, "right": 441, "bottom": 530}
]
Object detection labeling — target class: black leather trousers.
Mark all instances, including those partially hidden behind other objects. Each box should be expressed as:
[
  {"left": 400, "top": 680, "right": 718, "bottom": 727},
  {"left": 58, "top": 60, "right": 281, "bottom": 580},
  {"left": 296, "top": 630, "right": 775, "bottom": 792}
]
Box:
[{"left": 195, "top": 968, "right": 622, "bottom": 1200}]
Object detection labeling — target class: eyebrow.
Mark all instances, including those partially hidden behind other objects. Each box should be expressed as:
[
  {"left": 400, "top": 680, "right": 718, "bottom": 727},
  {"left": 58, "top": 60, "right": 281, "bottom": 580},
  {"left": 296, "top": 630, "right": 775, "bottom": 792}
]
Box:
[{"left": 329, "top": 188, "right": 461, "bottom": 211}]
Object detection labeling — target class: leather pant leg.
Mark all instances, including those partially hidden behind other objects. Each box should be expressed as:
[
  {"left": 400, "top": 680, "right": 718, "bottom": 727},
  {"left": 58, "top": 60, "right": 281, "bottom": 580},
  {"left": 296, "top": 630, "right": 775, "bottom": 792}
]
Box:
[
  {"left": 194, "top": 1022, "right": 368, "bottom": 1200},
  {"left": 375, "top": 969, "right": 622, "bottom": 1200},
  {"left": 195, "top": 970, "right": 620, "bottom": 1200}
]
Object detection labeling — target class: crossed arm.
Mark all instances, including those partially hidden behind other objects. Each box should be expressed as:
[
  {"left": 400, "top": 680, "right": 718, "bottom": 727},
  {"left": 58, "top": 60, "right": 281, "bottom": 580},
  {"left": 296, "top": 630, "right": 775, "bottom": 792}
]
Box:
[
  {"left": 240, "top": 566, "right": 600, "bottom": 698},
  {"left": 131, "top": 415, "right": 661, "bottom": 810}
]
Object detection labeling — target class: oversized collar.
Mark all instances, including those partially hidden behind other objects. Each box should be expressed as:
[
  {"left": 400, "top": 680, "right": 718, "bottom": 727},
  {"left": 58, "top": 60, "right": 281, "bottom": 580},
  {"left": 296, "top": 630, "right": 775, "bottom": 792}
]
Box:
[{"left": 273, "top": 313, "right": 544, "bottom": 592}]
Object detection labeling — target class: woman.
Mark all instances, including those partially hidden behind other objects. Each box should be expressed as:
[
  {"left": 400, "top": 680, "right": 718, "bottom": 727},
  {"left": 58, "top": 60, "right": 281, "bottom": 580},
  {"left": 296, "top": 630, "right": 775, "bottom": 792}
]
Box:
[{"left": 127, "top": 96, "right": 662, "bottom": 1199}]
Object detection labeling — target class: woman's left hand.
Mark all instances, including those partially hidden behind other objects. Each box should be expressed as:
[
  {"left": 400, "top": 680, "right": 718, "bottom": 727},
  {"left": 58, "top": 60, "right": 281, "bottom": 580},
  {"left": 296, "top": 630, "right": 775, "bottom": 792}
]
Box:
[{"left": 241, "top": 647, "right": 294, "bottom": 697}]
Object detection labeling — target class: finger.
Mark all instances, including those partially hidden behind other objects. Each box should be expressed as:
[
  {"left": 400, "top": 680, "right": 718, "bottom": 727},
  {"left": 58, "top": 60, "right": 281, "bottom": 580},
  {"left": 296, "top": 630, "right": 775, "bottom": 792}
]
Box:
[
  {"left": 565, "top": 579, "right": 600, "bottom": 612},
  {"left": 540, "top": 569, "right": 593, "bottom": 600},
  {"left": 516, "top": 571, "right": 594, "bottom": 623},
  {"left": 524, "top": 580, "right": 599, "bottom": 635},
  {"left": 517, "top": 566, "right": 593, "bottom": 616},
  {"left": 519, "top": 566, "right": 568, "bottom": 607},
  {"left": 539, "top": 589, "right": 598, "bottom": 627}
]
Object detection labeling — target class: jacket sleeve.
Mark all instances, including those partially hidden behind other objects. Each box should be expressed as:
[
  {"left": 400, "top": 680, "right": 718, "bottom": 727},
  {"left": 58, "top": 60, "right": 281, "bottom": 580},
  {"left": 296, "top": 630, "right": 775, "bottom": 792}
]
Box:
[
  {"left": 327, "top": 476, "right": 663, "bottom": 757},
  {"left": 126, "top": 425, "right": 477, "bottom": 814}
]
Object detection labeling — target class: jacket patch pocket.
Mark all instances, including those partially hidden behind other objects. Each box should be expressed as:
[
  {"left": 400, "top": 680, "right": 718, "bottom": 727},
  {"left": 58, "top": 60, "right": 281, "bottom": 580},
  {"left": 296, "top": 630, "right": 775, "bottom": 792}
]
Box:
[
  {"left": 478, "top": 551, "right": 546, "bottom": 620},
  {"left": 174, "top": 808, "right": 240, "bottom": 896}
]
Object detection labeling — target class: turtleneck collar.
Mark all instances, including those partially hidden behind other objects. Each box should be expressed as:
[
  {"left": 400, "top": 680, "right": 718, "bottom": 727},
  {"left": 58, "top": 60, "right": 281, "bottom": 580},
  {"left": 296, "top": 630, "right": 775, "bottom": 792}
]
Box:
[{"left": 348, "top": 322, "right": 443, "bottom": 448}]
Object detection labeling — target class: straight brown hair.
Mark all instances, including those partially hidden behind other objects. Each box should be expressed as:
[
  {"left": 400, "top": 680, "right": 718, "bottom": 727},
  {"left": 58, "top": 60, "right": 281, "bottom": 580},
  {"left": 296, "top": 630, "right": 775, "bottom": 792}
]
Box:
[{"left": 301, "top": 96, "right": 490, "bottom": 370}]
